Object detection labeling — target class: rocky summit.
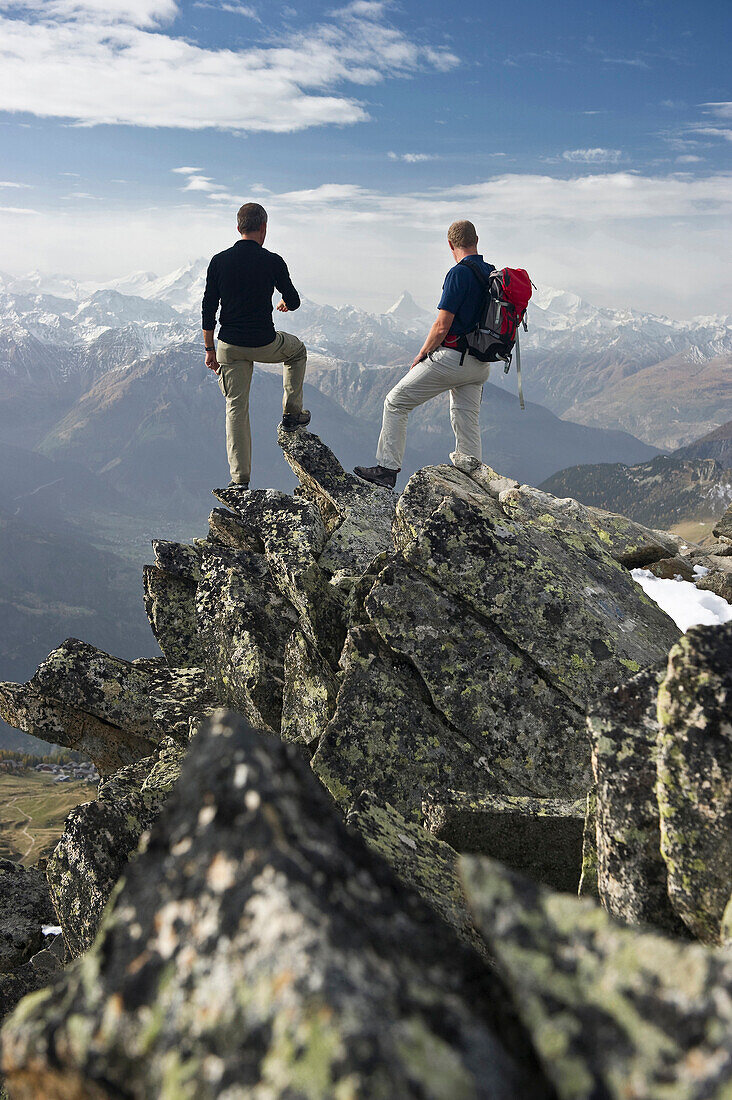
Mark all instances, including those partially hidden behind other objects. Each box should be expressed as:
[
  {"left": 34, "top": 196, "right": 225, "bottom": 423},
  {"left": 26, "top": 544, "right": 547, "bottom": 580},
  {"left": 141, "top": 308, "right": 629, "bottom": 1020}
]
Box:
[{"left": 0, "top": 430, "right": 731, "bottom": 1099}]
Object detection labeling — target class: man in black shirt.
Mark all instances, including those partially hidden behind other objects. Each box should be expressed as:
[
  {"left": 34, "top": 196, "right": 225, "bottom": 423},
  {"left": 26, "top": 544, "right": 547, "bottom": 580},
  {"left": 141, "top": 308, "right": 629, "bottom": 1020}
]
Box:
[{"left": 202, "top": 202, "right": 310, "bottom": 489}]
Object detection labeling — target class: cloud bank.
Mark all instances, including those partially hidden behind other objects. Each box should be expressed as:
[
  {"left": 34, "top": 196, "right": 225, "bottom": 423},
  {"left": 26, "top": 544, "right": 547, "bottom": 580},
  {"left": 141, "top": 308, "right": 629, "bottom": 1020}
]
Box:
[{"left": 1, "top": 169, "right": 729, "bottom": 318}]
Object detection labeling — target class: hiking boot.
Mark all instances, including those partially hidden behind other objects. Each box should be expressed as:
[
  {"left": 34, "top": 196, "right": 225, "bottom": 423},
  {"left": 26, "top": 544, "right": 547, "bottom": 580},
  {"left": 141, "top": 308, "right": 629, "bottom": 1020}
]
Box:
[
  {"left": 353, "top": 464, "right": 399, "bottom": 489},
  {"left": 227, "top": 480, "right": 249, "bottom": 491},
  {"left": 281, "top": 409, "right": 311, "bottom": 433}
]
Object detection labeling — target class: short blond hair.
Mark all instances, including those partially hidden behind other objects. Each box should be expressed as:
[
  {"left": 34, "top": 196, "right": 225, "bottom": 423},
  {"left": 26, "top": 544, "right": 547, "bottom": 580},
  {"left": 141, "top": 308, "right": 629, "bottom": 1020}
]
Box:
[{"left": 447, "top": 220, "right": 478, "bottom": 248}]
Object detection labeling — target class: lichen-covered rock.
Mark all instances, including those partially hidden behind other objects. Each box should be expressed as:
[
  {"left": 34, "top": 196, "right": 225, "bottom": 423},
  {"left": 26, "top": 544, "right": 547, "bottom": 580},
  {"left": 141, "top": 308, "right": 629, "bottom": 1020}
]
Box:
[
  {"left": 449, "top": 451, "right": 518, "bottom": 497},
  {"left": 207, "top": 507, "right": 263, "bottom": 552},
  {"left": 312, "top": 626, "right": 497, "bottom": 819},
  {"left": 1, "top": 712, "right": 550, "bottom": 1100},
  {"left": 400, "top": 476, "right": 679, "bottom": 704},
  {"left": 647, "top": 556, "right": 695, "bottom": 581},
  {"left": 498, "top": 484, "right": 684, "bottom": 568},
  {"left": 0, "top": 862, "right": 54, "bottom": 973},
  {"left": 657, "top": 622, "right": 732, "bottom": 944},
  {"left": 461, "top": 854, "right": 732, "bottom": 1100},
  {"left": 346, "top": 791, "right": 486, "bottom": 957},
  {"left": 143, "top": 541, "right": 203, "bottom": 667},
  {"left": 364, "top": 558, "right": 590, "bottom": 798},
  {"left": 423, "top": 792, "right": 586, "bottom": 893},
  {"left": 143, "top": 566, "right": 200, "bottom": 668},
  {"left": 394, "top": 464, "right": 498, "bottom": 551},
  {"left": 589, "top": 668, "right": 687, "bottom": 935},
  {"left": 695, "top": 569, "right": 732, "bottom": 602},
  {"left": 0, "top": 642, "right": 214, "bottom": 775},
  {"left": 279, "top": 428, "right": 395, "bottom": 574},
  {"left": 196, "top": 544, "right": 297, "bottom": 732},
  {"left": 214, "top": 487, "right": 346, "bottom": 666},
  {"left": 47, "top": 738, "right": 186, "bottom": 958},
  {"left": 280, "top": 628, "right": 338, "bottom": 751}
]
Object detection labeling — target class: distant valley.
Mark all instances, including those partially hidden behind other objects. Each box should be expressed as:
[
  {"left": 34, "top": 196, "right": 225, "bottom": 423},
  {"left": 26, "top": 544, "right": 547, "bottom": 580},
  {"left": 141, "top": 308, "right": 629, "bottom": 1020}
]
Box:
[{"left": 541, "top": 421, "right": 732, "bottom": 537}]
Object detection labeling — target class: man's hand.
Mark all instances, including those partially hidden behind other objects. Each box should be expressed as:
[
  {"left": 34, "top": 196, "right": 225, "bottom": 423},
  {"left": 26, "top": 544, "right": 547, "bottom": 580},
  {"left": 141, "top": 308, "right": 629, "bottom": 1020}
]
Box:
[
  {"left": 277, "top": 300, "right": 289, "bottom": 313},
  {"left": 205, "top": 348, "right": 219, "bottom": 373},
  {"left": 410, "top": 352, "right": 427, "bottom": 370}
]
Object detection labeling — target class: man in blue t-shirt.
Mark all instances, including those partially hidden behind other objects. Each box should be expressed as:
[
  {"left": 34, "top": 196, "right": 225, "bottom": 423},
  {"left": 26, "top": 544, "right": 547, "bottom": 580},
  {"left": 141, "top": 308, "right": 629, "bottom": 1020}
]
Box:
[{"left": 354, "top": 220, "right": 494, "bottom": 489}]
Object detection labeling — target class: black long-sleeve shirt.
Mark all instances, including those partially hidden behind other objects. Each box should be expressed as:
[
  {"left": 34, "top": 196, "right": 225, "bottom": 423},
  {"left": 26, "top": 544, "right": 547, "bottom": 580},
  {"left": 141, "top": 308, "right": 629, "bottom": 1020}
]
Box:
[{"left": 201, "top": 238, "right": 301, "bottom": 347}]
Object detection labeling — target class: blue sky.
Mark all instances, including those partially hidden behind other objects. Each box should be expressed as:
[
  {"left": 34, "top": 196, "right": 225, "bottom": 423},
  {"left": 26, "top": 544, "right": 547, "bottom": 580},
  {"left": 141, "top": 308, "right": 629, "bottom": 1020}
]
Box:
[{"left": 0, "top": 0, "right": 730, "bottom": 315}]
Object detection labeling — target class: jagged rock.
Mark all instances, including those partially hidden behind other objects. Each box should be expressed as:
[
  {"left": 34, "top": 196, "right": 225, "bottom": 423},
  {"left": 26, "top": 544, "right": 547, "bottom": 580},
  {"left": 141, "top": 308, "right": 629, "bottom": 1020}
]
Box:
[
  {"left": 310, "top": 459, "right": 677, "bottom": 823},
  {"left": 695, "top": 569, "right": 732, "bottom": 602},
  {"left": 496, "top": 483, "right": 685, "bottom": 567},
  {"left": 1, "top": 713, "right": 550, "bottom": 1100},
  {"left": 647, "top": 555, "right": 695, "bottom": 581},
  {"left": 346, "top": 791, "right": 486, "bottom": 958},
  {"left": 280, "top": 628, "right": 338, "bottom": 751},
  {"left": 0, "top": 642, "right": 214, "bottom": 775},
  {"left": 449, "top": 451, "right": 519, "bottom": 497},
  {"left": 150, "top": 540, "right": 202, "bottom": 582},
  {"left": 713, "top": 501, "right": 732, "bottom": 544},
  {"left": 394, "top": 464, "right": 497, "bottom": 551},
  {"left": 313, "top": 626, "right": 496, "bottom": 819},
  {"left": 657, "top": 623, "right": 732, "bottom": 944},
  {"left": 279, "top": 428, "right": 395, "bottom": 575},
  {"left": 399, "top": 469, "right": 680, "bottom": 703},
  {"left": 589, "top": 668, "right": 687, "bottom": 935},
  {"left": 461, "top": 855, "right": 732, "bottom": 1100},
  {"left": 578, "top": 788, "right": 599, "bottom": 898},
  {"left": 0, "top": 862, "right": 54, "bottom": 973},
  {"left": 47, "top": 737, "right": 186, "bottom": 958},
  {"left": 196, "top": 544, "right": 297, "bottom": 732},
  {"left": 207, "top": 507, "right": 263, "bottom": 552},
  {"left": 363, "top": 557, "right": 590, "bottom": 798},
  {"left": 213, "top": 487, "right": 346, "bottom": 665},
  {"left": 143, "top": 539, "right": 203, "bottom": 668},
  {"left": 423, "top": 792, "right": 586, "bottom": 893}
]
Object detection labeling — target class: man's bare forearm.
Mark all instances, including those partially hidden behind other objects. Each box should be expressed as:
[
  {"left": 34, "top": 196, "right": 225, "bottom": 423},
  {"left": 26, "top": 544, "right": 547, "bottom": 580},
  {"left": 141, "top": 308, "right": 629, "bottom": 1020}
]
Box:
[
  {"left": 411, "top": 309, "right": 455, "bottom": 368},
  {"left": 418, "top": 320, "right": 451, "bottom": 359},
  {"left": 203, "top": 329, "right": 215, "bottom": 348}
]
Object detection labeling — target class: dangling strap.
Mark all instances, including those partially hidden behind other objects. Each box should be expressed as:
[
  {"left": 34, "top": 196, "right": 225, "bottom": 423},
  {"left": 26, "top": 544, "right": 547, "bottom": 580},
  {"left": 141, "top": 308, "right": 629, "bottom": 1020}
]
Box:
[{"left": 515, "top": 329, "right": 525, "bottom": 411}]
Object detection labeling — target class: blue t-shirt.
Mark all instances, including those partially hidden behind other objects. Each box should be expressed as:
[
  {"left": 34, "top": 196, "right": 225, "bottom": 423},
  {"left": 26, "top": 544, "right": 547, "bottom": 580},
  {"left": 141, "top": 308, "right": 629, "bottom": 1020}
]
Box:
[{"left": 438, "top": 255, "right": 495, "bottom": 337}]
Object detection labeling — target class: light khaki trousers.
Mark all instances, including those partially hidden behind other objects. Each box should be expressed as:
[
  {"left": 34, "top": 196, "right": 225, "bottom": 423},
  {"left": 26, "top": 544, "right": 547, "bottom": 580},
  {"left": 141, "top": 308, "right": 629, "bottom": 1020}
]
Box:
[
  {"left": 217, "top": 331, "right": 307, "bottom": 485},
  {"left": 376, "top": 346, "right": 491, "bottom": 470}
]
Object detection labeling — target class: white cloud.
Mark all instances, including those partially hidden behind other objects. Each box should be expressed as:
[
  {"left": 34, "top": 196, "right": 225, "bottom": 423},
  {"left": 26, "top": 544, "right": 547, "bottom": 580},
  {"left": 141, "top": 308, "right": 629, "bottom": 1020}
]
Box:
[
  {"left": 562, "top": 148, "right": 623, "bottom": 164},
  {"left": 602, "top": 56, "right": 649, "bottom": 69},
  {"left": 1, "top": 169, "right": 729, "bottom": 318},
  {"left": 676, "top": 155, "right": 703, "bottom": 164},
  {"left": 182, "top": 176, "right": 220, "bottom": 193},
  {"left": 172, "top": 166, "right": 202, "bottom": 174},
  {"left": 194, "top": 1, "right": 260, "bottom": 17},
  {"left": 0, "top": 180, "right": 32, "bottom": 188},
  {"left": 1, "top": 0, "right": 178, "bottom": 27},
  {"left": 0, "top": 2, "right": 457, "bottom": 132},
  {"left": 387, "top": 152, "right": 436, "bottom": 163}
]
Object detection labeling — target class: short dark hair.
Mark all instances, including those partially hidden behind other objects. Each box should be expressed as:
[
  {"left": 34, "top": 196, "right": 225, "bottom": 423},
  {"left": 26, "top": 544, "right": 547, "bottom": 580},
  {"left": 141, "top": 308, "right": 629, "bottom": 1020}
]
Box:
[
  {"left": 447, "top": 220, "right": 478, "bottom": 248},
  {"left": 237, "top": 202, "right": 268, "bottom": 235}
]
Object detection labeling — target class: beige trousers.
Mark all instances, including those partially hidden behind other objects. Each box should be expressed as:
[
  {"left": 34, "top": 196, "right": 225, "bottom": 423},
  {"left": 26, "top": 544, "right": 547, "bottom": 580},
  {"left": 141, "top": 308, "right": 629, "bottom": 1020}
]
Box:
[
  {"left": 376, "top": 346, "right": 491, "bottom": 470},
  {"left": 217, "top": 331, "right": 307, "bottom": 485}
]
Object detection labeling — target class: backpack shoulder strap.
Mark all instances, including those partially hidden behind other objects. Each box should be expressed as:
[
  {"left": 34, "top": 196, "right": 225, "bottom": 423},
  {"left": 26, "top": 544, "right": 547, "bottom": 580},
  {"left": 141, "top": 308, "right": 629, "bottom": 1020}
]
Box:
[{"left": 459, "top": 257, "right": 491, "bottom": 287}]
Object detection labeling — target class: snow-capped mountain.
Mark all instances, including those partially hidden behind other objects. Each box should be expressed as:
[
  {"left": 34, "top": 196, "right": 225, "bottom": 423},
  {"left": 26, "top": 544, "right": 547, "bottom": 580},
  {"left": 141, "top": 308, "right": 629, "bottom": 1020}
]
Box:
[{"left": 1, "top": 264, "right": 729, "bottom": 447}]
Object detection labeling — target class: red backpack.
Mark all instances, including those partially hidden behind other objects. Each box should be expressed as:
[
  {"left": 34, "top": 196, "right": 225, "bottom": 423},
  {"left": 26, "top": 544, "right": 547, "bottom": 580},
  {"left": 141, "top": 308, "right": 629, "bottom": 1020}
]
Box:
[{"left": 461, "top": 260, "right": 533, "bottom": 409}]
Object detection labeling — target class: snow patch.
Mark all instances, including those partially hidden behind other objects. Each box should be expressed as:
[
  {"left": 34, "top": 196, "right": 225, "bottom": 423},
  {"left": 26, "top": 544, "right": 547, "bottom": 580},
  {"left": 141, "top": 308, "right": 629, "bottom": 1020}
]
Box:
[{"left": 632, "top": 568, "right": 732, "bottom": 632}]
